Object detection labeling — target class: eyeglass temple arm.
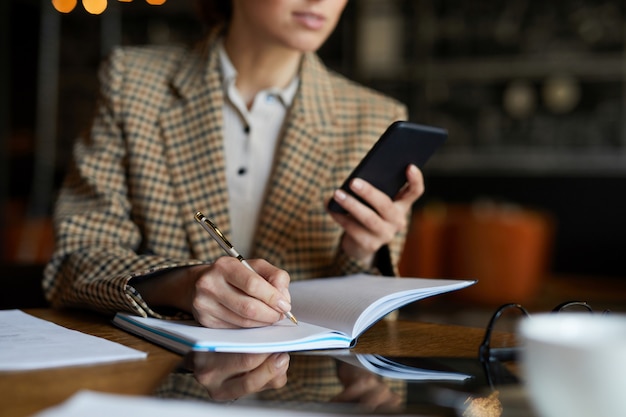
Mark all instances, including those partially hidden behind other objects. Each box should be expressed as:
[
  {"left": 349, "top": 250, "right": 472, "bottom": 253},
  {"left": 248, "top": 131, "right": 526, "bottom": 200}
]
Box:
[{"left": 479, "top": 303, "right": 530, "bottom": 362}]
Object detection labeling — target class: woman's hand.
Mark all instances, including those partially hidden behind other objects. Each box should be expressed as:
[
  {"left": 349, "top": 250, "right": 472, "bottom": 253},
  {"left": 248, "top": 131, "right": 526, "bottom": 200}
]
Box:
[
  {"left": 187, "top": 257, "right": 292, "bottom": 328},
  {"left": 327, "top": 164, "right": 424, "bottom": 265},
  {"left": 133, "top": 257, "right": 292, "bottom": 328},
  {"left": 190, "top": 352, "right": 290, "bottom": 402}
]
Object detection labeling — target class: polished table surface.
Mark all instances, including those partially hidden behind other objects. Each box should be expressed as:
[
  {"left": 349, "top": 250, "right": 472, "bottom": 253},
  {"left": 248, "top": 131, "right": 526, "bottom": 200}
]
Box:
[{"left": 0, "top": 308, "right": 519, "bottom": 417}]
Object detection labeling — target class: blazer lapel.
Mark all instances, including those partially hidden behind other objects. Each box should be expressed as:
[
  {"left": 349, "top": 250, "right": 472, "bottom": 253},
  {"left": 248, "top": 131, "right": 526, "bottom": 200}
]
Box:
[
  {"left": 253, "top": 53, "right": 337, "bottom": 265},
  {"left": 160, "top": 40, "right": 229, "bottom": 261},
  {"left": 159, "top": 46, "right": 338, "bottom": 265}
]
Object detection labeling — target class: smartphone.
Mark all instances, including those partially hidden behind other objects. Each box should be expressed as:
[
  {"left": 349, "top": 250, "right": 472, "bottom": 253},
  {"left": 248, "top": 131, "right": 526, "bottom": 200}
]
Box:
[{"left": 328, "top": 121, "right": 447, "bottom": 214}]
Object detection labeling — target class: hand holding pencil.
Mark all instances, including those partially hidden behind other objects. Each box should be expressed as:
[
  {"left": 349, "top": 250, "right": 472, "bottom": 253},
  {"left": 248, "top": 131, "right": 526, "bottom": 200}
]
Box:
[{"left": 194, "top": 212, "right": 298, "bottom": 326}]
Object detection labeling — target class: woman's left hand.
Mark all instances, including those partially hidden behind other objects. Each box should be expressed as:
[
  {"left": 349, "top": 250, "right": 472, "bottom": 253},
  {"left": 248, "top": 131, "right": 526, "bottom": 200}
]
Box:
[{"left": 327, "top": 164, "right": 424, "bottom": 265}]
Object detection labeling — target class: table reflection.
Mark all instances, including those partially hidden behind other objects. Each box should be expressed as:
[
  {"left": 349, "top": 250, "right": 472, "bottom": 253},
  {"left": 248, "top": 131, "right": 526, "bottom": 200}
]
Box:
[{"left": 152, "top": 351, "right": 522, "bottom": 416}]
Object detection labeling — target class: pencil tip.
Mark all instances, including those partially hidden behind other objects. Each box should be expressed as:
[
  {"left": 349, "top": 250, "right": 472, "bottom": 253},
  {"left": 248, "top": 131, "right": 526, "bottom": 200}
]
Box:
[{"left": 286, "top": 311, "right": 298, "bottom": 325}]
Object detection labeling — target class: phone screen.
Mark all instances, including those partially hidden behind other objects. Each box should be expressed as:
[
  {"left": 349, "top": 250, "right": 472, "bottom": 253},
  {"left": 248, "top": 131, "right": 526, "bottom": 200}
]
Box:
[{"left": 328, "top": 121, "right": 447, "bottom": 214}]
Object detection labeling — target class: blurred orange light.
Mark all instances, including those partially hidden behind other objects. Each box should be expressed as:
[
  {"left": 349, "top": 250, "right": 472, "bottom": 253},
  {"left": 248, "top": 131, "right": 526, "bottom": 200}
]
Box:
[
  {"left": 52, "top": 0, "right": 77, "bottom": 13},
  {"left": 53, "top": 0, "right": 167, "bottom": 13},
  {"left": 82, "top": 0, "right": 107, "bottom": 14}
]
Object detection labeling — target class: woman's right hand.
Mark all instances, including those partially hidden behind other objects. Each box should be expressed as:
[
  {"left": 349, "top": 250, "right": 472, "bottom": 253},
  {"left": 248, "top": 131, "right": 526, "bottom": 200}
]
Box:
[
  {"left": 187, "top": 257, "right": 293, "bottom": 328},
  {"left": 133, "top": 257, "right": 293, "bottom": 328}
]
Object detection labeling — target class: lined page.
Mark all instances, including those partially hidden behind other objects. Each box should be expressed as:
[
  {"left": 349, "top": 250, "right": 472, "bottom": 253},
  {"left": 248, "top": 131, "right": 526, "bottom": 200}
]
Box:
[
  {"left": 114, "top": 314, "right": 351, "bottom": 353},
  {"left": 289, "top": 274, "right": 475, "bottom": 338}
]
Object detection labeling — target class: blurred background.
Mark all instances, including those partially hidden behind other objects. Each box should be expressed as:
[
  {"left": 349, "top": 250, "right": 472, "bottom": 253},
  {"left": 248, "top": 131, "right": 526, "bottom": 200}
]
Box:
[{"left": 1, "top": 0, "right": 625, "bottom": 314}]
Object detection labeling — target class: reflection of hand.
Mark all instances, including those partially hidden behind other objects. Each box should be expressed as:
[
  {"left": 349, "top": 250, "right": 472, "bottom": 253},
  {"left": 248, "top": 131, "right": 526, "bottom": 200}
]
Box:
[
  {"left": 332, "top": 362, "right": 403, "bottom": 411},
  {"left": 328, "top": 164, "right": 424, "bottom": 265},
  {"left": 190, "top": 351, "right": 290, "bottom": 402}
]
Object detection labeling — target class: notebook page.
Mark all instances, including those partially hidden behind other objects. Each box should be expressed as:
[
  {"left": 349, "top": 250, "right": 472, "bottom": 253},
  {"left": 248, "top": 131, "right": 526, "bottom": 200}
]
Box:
[
  {"left": 290, "top": 274, "right": 474, "bottom": 338},
  {"left": 113, "top": 314, "right": 352, "bottom": 353}
]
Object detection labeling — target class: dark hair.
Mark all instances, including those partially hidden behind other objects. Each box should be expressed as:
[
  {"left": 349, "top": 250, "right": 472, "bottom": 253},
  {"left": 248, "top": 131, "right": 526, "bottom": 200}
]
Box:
[{"left": 195, "top": 0, "right": 233, "bottom": 29}]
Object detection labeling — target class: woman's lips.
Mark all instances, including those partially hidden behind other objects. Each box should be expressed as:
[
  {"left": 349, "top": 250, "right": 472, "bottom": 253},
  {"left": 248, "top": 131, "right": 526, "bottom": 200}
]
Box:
[{"left": 293, "top": 11, "right": 325, "bottom": 30}]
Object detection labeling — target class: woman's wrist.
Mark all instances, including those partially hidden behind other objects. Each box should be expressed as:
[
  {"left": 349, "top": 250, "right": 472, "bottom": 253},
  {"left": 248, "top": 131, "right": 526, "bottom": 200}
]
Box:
[{"left": 132, "top": 265, "right": 203, "bottom": 312}]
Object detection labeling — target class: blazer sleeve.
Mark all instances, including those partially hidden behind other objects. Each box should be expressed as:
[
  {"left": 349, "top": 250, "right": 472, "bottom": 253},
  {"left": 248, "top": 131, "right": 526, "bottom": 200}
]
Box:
[{"left": 42, "top": 49, "right": 200, "bottom": 318}]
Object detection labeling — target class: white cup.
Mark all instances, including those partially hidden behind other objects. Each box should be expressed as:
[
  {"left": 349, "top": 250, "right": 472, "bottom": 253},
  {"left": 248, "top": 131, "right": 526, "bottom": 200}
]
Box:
[{"left": 518, "top": 313, "right": 626, "bottom": 417}]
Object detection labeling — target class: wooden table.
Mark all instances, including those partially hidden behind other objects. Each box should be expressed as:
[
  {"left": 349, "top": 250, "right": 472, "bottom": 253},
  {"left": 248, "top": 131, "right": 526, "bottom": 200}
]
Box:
[{"left": 0, "top": 309, "right": 515, "bottom": 417}]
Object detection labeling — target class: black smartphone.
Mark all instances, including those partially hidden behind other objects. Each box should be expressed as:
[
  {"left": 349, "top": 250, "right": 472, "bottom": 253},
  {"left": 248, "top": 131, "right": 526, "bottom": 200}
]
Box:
[{"left": 328, "top": 121, "right": 447, "bottom": 214}]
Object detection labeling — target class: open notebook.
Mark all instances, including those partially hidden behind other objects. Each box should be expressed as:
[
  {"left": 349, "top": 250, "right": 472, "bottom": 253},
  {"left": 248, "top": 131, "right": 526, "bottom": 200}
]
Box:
[{"left": 114, "top": 274, "right": 475, "bottom": 353}]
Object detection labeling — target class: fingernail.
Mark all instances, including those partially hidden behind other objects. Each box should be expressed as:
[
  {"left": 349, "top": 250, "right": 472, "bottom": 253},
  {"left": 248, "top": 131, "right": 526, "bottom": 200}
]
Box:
[
  {"left": 334, "top": 189, "right": 347, "bottom": 201},
  {"left": 277, "top": 299, "right": 292, "bottom": 313},
  {"left": 409, "top": 164, "right": 418, "bottom": 174},
  {"left": 274, "top": 353, "right": 289, "bottom": 368},
  {"left": 351, "top": 178, "right": 364, "bottom": 190}
]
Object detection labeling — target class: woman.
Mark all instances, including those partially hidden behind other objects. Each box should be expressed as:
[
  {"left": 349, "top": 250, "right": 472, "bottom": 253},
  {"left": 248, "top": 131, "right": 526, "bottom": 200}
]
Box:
[
  {"left": 43, "top": 0, "right": 422, "bottom": 406},
  {"left": 44, "top": 0, "right": 423, "bottom": 329}
]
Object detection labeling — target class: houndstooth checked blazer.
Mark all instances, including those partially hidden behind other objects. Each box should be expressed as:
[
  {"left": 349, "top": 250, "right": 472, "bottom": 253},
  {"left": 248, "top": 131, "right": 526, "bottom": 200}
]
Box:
[{"left": 43, "top": 35, "right": 408, "bottom": 317}]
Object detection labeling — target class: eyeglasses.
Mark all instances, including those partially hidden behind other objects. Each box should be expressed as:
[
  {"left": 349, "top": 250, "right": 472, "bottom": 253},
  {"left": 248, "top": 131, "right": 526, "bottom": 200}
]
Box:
[{"left": 478, "top": 301, "right": 611, "bottom": 388}]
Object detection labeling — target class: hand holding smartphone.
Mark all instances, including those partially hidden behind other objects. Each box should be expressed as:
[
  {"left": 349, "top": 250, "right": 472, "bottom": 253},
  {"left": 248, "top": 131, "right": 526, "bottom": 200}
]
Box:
[{"left": 328, "top": 121, "right": 447, "bottom": 214}]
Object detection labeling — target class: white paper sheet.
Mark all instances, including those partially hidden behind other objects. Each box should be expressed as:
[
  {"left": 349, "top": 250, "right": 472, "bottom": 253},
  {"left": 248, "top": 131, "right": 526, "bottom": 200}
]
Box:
[
  {"left": 33, "top": 390, "right": 415, "bottom": 417},
  {"left": 0, "top": 310, "right": 146, "bottom": 371}
]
